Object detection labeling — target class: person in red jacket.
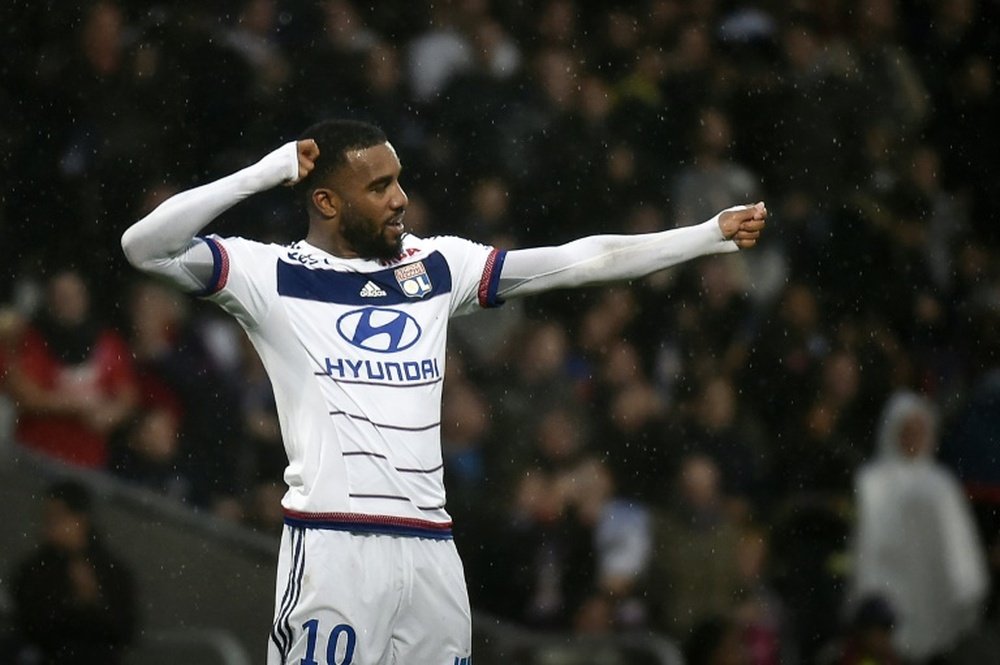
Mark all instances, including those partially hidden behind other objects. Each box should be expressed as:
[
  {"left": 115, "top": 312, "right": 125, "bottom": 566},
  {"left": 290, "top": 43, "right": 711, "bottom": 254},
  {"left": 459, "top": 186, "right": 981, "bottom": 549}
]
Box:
[{"left": 7, "top": 270, "right": 137, "bottom": 468}]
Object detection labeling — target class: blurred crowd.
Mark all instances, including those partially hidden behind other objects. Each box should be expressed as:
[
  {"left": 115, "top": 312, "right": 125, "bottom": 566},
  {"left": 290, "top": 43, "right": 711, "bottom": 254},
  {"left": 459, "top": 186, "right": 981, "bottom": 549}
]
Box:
[{"left": 2, "top": 0, "right": 1000, "bottom": 663}]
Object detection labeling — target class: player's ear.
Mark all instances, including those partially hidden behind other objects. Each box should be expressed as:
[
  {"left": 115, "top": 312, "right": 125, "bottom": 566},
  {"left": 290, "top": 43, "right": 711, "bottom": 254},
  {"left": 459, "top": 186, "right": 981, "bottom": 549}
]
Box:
[{"left": 311, "top": 187, "right": 339, "bottom": 219}]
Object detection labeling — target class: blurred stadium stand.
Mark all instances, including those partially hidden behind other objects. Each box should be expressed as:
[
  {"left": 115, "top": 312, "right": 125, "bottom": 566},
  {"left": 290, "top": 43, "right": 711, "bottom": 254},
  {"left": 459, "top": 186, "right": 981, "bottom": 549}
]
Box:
[{"left": 0, "top": 426, "right": 273, "bottom": 665}]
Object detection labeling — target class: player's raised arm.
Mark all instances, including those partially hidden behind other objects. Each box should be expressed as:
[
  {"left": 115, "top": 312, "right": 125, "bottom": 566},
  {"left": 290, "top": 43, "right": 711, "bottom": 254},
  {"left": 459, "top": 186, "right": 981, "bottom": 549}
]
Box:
[
  {"left": 120, "top": 140, "right": 319, "bottom": 290},
  {"left": 495, "top": 202, "right": 767, "bottom": 299}
]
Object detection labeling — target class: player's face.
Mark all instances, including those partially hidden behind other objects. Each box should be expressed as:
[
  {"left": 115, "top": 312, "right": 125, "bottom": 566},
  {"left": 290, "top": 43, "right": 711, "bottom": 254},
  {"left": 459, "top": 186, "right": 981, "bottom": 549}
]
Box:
[{"left": 336, "top": 142, "right": 408, "bottom": 261}]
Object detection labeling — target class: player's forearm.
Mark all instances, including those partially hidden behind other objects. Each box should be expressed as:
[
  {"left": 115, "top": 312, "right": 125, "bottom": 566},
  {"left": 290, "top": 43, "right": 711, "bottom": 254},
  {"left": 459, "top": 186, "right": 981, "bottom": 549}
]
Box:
[
  {"left": 121, "top": 142, "right": 298, "bottom": 268},
  {"left": 498, "top": 215, "right": 737, "bottom": 298}
]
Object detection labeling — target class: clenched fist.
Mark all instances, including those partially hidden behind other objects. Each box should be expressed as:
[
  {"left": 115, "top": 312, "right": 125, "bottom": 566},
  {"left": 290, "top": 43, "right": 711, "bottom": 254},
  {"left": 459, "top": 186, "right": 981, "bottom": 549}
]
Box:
[{"left": 718, "top": 202, "right": 767, "bottom": 249}]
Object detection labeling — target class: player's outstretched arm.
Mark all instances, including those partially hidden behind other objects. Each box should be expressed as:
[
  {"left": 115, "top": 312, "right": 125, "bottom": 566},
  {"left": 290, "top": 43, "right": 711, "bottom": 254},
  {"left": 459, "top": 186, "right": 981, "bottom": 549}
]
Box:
[
  {"left": 120, "top": 140, "right": 318, "bottom": 290},
  {"left": 496, "top": 203, "right": 766, "bottom": 299}
]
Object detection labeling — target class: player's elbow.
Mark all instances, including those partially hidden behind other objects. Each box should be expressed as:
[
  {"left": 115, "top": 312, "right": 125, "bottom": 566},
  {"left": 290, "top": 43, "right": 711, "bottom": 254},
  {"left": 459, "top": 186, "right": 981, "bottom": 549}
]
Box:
[{"left": 120, "top": 224, "right": 144, "bottom": 268}]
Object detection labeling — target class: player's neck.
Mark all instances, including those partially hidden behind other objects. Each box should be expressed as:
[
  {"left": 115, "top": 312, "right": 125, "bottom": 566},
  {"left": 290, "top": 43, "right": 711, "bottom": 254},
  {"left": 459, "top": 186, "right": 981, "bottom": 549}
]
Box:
[{"left": 304, "top": 230, "right": 358, "bottom": 260}]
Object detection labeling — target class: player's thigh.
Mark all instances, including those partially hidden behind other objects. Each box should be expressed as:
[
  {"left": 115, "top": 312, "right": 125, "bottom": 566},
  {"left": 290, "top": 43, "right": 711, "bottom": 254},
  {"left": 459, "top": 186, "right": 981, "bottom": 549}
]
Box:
[
  {"left": 268, "top": 528, "right": 398, "bottom": 665},
  {"left": 391, "top": 538, "right": 472, "bottom": 664}
]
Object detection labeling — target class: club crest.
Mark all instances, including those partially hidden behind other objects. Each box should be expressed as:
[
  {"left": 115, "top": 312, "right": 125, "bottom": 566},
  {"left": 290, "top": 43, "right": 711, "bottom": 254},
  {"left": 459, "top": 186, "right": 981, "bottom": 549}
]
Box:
[{"left": 394, "top": 261, "right": 432, "bottom": 298}]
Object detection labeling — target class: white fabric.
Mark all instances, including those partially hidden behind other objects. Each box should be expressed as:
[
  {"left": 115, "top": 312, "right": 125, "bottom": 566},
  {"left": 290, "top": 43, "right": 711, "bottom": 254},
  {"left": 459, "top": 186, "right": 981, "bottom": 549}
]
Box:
[
  {"left": 267, "top": 527, "right": 471, "bottom": 665},
  {"left": 196, "top": 234, "right": 492, "bottom": 523},
  {"left": 121, "top": 141, "right": 299, "bottom": 291},
  {"left": 595, "top": 500, "right": 652, "bottom": 581},
  {"left": 851, "top": 391, "right": 989, "bottom": 660},
  {"left": 498, "top": 213, "right": 737, "bottom": 299}
]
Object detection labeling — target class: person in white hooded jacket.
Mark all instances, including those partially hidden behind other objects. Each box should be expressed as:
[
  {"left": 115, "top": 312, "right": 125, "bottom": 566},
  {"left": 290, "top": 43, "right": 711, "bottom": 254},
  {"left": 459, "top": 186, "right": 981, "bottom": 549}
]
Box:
[{"left": 851, "top": 390, "right": 989, "bottom": 663}]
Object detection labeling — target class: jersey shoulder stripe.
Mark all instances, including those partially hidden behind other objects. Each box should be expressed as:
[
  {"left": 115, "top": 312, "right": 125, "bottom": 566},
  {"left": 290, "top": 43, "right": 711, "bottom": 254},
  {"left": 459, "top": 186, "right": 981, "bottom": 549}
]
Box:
[
  {"left": 276, "top": 251, "right": 453, "bottom": 305},
  {"left": 193, "top": 236, "right": 231, "bottom": 296},
  {"left": 478, "top": 248, "right": 507, "bottom": 308}
]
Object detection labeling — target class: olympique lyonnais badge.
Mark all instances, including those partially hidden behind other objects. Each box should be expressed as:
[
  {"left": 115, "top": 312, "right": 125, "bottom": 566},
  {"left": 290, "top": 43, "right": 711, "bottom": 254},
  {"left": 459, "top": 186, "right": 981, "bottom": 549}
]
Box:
[{"left": 394, "top": 261, "right": 432, "bottom": 298}]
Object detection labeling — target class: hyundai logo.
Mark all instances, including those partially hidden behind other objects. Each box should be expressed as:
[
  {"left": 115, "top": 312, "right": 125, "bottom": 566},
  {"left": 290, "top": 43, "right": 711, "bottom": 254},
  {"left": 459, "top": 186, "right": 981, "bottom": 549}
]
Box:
[{"left": 336, "top": 307, "right": 421, "bottom": 353}]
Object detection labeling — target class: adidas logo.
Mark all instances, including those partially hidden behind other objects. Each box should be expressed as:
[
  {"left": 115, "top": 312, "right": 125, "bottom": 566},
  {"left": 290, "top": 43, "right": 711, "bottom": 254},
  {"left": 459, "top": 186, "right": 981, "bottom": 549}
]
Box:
[{"left": 359, "top": 281, "right": 387, "bottom": 298}]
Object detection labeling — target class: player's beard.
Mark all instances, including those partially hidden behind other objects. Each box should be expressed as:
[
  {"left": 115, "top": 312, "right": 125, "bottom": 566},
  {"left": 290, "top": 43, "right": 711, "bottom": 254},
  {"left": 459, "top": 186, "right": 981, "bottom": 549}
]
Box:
[{"left": 341, "top": 208, "right": 404, "bottom": 261}]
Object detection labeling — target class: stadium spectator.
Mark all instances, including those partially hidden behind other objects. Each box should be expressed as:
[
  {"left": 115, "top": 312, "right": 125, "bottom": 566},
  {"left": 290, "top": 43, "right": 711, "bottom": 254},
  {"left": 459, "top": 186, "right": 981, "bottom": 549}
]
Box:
[
  {"left": 589, "top": 337, "right": 672, "bottom": 504},
  {"left": 732, "top": 526, "right": 790, "bottom": 665},
  {"left": 6, "top": 270, "right": 137, "bottom": 468},
  {"left": 683, "top": 614, "right": 752, "bottom": 665},
  {"left": 816, "top": 595, "right": 902, "bottom": 665},
  {"left": 588, "top": 492, "right": 653, "bottom": 632},
  {"left": 490, "top": 320, "right": 581, "bottom": 455},
  {"left": 851, "top": 390, "right": 989, "bottom": 663},
  {"left": 111, "top": 407, "right": 193, "bottom": 504},
  {"left": 670, "top": 105, "right": 761, "bottom": 228},
  {"left": 125, "top": 279, "right": 243, "bottom": 512},
  {"left": 776, "top": 349, "right": 867, "bottom": 500},
  {"left": 9, "top": 480, "right": 137, "bottom": 664},
  {"left": 0, "top": 308, "right": 24, "bottom": 387},
  {"left": 678, "top": 374, "right": 767, "bottom": 512},
  {"left": 649, "top": 454, "right": 742, "bottom": 640},
  {"left": 942, "top": 365, "right": 1000, "bottom": 616},
  {"left": 493, "top": 406, "right": 606, "bottom": 629},
  {"left": 743, "top": 282, "right": 830, "bottom": 438},
  {"left": 847, "top": 0, "right": 929, "bottom": 134},
  {"left": 440, "top": 380, "right": 493, "bottom": 524},
  {"left": 770, "top": 491, "right": 851, "bottom": 664}
]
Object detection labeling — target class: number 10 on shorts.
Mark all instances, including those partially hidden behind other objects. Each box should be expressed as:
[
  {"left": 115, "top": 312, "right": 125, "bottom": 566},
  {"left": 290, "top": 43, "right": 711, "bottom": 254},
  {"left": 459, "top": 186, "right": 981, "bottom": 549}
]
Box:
[{"left": 300, "top": 619, "right": 356, "bottom": 665}]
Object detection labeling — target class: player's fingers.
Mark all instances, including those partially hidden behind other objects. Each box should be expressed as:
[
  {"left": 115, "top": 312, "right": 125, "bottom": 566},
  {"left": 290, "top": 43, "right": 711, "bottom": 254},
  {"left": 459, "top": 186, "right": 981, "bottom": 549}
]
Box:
[
  {"left": 299, "top": 139, "right": 320, "bottom": 160},
  {"left": 739, "top": 219, "right": 766, "bottom": 232},
  {"left": 735, "top": 229, "right": 761, "bottom": 241},
  {"left": 297, "top": 154, "right": 317, "bottom": 180}
]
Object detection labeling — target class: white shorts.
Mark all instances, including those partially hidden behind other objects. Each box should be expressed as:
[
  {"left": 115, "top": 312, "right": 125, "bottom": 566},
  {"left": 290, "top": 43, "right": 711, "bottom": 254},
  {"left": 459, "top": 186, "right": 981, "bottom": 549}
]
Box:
[{"left": 266, "top": 526, "right": 472, "bottom": 665}]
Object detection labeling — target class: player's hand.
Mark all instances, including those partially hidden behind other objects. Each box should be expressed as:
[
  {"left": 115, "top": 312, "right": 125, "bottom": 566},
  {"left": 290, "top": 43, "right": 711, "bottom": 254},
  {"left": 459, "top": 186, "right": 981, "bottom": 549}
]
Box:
[
  {"left": 287, "top": 139, "right": 319, "bottom": 185},
  {"left": 718, "top": 201, "right": 767, "bottom": 249}
]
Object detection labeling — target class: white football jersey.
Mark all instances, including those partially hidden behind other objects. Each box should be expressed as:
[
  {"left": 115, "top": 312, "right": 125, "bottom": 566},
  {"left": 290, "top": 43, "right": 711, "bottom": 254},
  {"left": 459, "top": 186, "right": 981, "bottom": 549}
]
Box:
[{"left": 199, "top": 233, "right": 506, "bottom": 538}]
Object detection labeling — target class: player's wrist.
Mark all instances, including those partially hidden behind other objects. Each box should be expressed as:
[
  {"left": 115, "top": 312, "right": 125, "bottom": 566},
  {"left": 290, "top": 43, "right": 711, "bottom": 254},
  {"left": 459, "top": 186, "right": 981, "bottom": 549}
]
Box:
[{"left": 244, "top": 141, "right": 300, "bottom": 191}]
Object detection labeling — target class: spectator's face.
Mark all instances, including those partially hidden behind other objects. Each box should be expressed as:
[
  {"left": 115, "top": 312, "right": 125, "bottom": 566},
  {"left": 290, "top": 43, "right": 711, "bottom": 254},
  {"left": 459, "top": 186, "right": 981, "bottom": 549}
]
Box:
[
  {"left": 535, "top": 49, "right": 577, "bottom": 110},
  {"left": 130, "top": 282, "right": 183, "bottom": 340},
  {"left": 679, "top": 456, "right": 721, "bottom": 509},
  {"left": 471, "top": 178, "right": 509, "bottom": 220},
  {"left": 366, "top": 44, "right": 400, "bottom": 93},
  {"left": 697, "top": 108, "right": 731, "bottom": 156},
  {"left": 81, "top": 0, "right": 122, "bottom": 75},
  {"left": 898, "top": 412, "right": 931, "bottom": 459},
  {"left": 442, "top": 387, "right": 489, "bottom": 444},
  {"left": 47, "top": 272, "right": 90, "bottom": 326},
  {"left": 781, "top": 284, "right": 818, "bottom": 330},
  {"left": 330, "top": 142, "right": 408, "bottom": 260},
  {"left": 537, "top": 409, "right": 580, "bottom": 462},
  {"left": 699, "top": 378, "right": 736, "bottom": 430},
  {"left": 822, "top": 352, "right": 860, "bottom": 404},
  {"left": 42, "top": 499, "right": 89, "bottom": 553},
  {"left": 134, "top": 409, "right": 180, "bottom": 463}
]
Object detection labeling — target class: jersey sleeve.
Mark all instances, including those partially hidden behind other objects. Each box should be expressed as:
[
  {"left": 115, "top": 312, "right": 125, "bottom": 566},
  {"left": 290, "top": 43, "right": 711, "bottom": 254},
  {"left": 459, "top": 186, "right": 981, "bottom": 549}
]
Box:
[
  {"left": 430, "top": 236, "right": 507, "bottom": 318},
  {"left": 196, "top": 235, "right": 279, "bottom": 329},
  {"left": 495, "top": 215, "right": 738, "bottom": 300}
]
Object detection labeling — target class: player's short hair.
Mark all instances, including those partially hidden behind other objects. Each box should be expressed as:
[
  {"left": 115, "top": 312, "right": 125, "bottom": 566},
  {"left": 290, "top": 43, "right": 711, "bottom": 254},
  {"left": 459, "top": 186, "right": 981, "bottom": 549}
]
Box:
[{"left": 297, "top": 119, "right": 388, "bottom": 200}]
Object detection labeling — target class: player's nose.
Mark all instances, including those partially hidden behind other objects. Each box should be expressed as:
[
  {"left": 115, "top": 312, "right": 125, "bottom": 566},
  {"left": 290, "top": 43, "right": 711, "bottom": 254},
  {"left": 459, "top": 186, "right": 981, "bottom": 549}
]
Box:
[{"left": 390, "top": 183, "right": 408, "bottom": 211}]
